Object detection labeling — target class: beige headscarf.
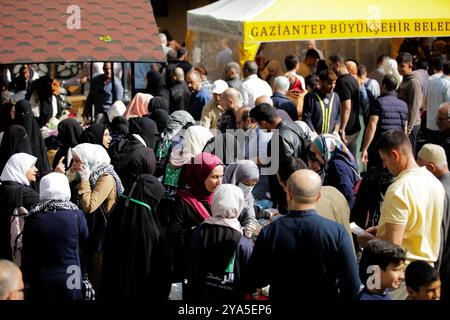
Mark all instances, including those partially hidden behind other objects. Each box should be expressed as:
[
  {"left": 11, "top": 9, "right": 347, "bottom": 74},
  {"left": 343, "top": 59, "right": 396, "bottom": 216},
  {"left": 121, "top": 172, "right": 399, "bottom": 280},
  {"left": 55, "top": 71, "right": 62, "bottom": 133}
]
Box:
[{"left": 203, "top": 184, "right": 244, "bottom": 234}]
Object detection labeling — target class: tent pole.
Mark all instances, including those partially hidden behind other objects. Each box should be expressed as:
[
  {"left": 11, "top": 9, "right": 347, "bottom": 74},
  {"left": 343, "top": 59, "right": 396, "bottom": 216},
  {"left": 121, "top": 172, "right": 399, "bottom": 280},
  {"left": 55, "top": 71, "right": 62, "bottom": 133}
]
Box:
[{"left": 131, "top": 62, "right": 135, "bottom": 99}]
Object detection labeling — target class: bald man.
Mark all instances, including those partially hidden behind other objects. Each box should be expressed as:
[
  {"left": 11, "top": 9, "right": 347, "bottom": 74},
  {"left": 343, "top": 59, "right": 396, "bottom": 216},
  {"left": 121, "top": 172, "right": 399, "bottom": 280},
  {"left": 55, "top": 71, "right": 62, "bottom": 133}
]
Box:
[
  {"left": 0, "top": 260, "right": 24, "bottom": 300},
  {"left": 243, "top": 169, "right": 360, "bottom": 300},
  {"left": 169, "top": 67, "right": 191, "bottom": 113}
]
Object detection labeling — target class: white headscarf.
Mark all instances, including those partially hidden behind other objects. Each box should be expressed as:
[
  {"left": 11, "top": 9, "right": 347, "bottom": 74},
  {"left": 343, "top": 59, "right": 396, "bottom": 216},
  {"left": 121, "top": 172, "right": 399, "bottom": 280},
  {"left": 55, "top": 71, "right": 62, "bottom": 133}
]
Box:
[
  {"left": 39, "top": 172, "right": 71, "bottom": 201},
  {"left": 71, "top": 143, "right": 110, "bottom": 171},
  {"left": 107, "top": 100, "right": 127, "bottom": 123},
  {"left": 169, "top": 125, "right": 213, "bottom": 167},
  {"left": 383, "top": 58, "right": 403, "bottom": 88},
  {"left": 0, "top": 153, "right": 37, "bottom": 186},
  {"left": 203, "top": 184, "right": 244, "bottom": 234}
]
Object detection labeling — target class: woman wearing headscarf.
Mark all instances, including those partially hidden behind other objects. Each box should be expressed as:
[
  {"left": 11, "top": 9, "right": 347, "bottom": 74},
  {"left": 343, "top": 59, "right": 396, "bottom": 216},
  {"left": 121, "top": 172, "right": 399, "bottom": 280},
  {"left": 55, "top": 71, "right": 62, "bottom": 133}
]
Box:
[
  {"left": 166, "top": 152, "right": 223, "bottom": 282},
  {"left": 161, "top": 125, "right": 213, "bottom": 202},
  {"left": 0, "top": 102, "right": 14, "bottom": 135},
  {"left": 11, "top": 100, "right": 51, "bottom": 177},
  {"left": 154, "top": 110, "right": 195, "bottom": 178},
  {"left": 52, "top": 118, "right": 83, "bottom": 171},
  {"left": 124, "top": 92, "right": 152, "bottom": 119},
  {"left": 169, "top": 125, "right": 214, "bottom": 169},
  {"left": 69, "top": 143, "right": 124, "bottom": 290},
  {"left": 110, "top": 116, "right": 129, "bottom": 146},
  {"left": 0, "top": 153, "right": 39, "bottom": 261},
  {"left": 21, "top": 173, "right": 88, "bottom": 300},
  {"left": 106, "top": 100, "right": 126, "bottom": 124},
  {"left": 222, "top": 160, "right": 260, "bottom": 228},
  {"left": 0, "top": 125, "right": 32, "bottom": 173},
  {"left": 307, "top": 134, "right": 360, "bottom": 209},
  {"left": 145, "top": 70, "right": 167, "bottom": 96},
  {"left": 79, "top": 123, "right": 112, "bottom": 149},
  {"left": 148, "top": 109, "right": 169, "bottom": 135},
  {"left": 109, "top": 136, "right": 157, "bottom": 192},
  {"left": 101, "top": 174, "right": 171, "bottom": 299},
  {"left": 186, "top": 184, "right": 253, "bottom": 300},
  {"left": 148, "top": 96, "right": 170, "bottom": 114},
  {"left": 128, "top": 117, "right": 159, "bottom": 150}
]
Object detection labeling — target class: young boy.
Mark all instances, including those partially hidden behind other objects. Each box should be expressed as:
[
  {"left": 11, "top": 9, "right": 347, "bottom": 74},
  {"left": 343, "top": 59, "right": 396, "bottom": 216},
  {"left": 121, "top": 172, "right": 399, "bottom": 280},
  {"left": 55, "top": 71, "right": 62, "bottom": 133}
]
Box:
[
  {"left": 358, "top": 239, "right": 406, "bottom": 300},
  {"left": 405, "top": 260, "right": 441, "bottom": 300}
]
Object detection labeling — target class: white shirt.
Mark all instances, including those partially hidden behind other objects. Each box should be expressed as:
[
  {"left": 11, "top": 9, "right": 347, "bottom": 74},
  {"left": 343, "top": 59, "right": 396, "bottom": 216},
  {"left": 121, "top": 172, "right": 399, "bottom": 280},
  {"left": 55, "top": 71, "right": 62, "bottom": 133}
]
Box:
[
  {"left": 239, "top": 74, "right": 273, "bottom": 108},
  {"left": 365, "top": 78, "right": 380, "bottom": 98},
  {"left": 426, "top": 75, "right": 450, "bottom": 131}
]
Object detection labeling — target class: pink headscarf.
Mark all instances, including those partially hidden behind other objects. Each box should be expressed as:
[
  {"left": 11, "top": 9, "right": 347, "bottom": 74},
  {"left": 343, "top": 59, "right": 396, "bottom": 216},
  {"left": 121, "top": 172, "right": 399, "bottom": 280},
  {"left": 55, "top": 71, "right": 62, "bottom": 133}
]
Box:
[
  {"left": 176, "top": 152, "right": 223, "bottom": 221},
  {"left": 124, "top": 93, "right": 153, "bottom": 119}
]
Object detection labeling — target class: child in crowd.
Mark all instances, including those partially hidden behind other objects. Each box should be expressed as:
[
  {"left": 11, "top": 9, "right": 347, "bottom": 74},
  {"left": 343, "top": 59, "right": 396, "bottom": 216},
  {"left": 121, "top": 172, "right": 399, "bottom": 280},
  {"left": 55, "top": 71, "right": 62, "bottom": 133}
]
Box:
[
  {"left": 405, "top": 260, "right": 441, "bottom": 300},
  {"left": 358, "top": 239, "right": 406, "bottom": 300}
]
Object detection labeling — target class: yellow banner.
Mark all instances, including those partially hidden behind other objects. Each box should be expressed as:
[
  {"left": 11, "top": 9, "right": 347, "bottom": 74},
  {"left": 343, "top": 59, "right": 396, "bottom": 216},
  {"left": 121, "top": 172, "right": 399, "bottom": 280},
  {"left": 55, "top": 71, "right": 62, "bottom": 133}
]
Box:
[{"left": 244, "top": 19, "right": 450, "bottom": 42}]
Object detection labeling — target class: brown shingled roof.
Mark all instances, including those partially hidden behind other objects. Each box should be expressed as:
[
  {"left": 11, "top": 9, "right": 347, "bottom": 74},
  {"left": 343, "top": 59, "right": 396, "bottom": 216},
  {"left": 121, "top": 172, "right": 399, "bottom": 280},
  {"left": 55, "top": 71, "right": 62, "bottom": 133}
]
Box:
[{"left": 0, "top": 0, "right": 165, "bottom": 64}]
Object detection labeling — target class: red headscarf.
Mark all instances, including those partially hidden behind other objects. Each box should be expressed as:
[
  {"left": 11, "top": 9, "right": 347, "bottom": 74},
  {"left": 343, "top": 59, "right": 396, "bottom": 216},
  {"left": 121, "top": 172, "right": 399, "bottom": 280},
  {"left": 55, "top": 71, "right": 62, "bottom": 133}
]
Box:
[{"left": 176, "top": 152, "right": 223, "bottom": 220}]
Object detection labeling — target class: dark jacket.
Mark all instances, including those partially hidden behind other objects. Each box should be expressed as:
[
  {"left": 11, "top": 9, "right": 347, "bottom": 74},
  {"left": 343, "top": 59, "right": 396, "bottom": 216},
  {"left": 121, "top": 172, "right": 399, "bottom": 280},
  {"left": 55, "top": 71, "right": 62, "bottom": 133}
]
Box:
[
  {"left": 271, "top": 92, "right": 298, "bottom": 121},
  {"left": 21, "top": 208, "right": 88, "bottom": 300},
  {"left": 0, "top": 181, "right": 39, "bottom": 260},
  {"left": 367, "top": 91, "right": 408, "bottom": 167},
  {"left": 243, "top": 209, "right": 360, "bottom": 300},
  {"left": 109, "top": 139, "right": 156, "bottom": 191},
  {"left": 371, "top": 91, "right": 408, "bottom": 140},
  {"left": 268, "top": 120, "right": 308, "bottom": 164},
  {"left": 187, "top": 224, "right": 253, "bottom": 300},
  {"left": 169, "top": 81, "right": 191, "bottom": 113},
  {"left": 325, "top": 159, "right": 360, "bottom": 210},
  {"left": 166, "top": 197, "right": 211, "bottom": 282}
]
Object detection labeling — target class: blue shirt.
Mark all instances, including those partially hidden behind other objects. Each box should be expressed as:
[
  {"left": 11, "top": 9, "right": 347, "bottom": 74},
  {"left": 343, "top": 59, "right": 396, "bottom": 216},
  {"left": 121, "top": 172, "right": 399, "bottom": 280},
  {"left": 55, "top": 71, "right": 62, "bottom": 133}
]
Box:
[
  {"left": 243, "top": 209, "right": 360, "bottom": 300},
  {"left": 188, "top": 86, "right": 211, "bottom": 120},
  {"left": 358, "top": 287, "right": 391, "bottom": 300},
  {"left": 89, "top": 74, "right": 124, "bottom": 114},
  {"left": 271, "top": 92, "right": 298, "bottom": 121}
]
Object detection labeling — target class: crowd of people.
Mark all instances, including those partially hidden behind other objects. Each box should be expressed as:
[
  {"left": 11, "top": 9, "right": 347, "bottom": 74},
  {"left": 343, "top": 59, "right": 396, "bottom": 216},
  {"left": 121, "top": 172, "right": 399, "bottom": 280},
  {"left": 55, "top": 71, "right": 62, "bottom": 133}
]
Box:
[{"left": 0, "top": 35, "right": 449, "bottom": 301}]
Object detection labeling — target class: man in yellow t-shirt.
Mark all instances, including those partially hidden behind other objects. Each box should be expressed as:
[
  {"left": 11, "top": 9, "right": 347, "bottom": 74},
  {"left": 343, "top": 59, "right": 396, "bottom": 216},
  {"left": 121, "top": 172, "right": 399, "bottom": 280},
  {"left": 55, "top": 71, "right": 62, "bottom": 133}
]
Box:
[{"left": 358, "top": 130, "right": 445, "bottom": 299}]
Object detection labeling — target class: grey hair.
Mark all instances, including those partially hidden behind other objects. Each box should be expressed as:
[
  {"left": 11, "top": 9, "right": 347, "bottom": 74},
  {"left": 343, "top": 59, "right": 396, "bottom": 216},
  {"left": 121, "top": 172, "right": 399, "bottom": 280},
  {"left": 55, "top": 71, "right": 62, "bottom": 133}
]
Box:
[
  {"left": 225, "top": 62, "right": 241, "bottom": 75},
  {"left": 273, "top": 76, "right": 290, "bottom": 92}
]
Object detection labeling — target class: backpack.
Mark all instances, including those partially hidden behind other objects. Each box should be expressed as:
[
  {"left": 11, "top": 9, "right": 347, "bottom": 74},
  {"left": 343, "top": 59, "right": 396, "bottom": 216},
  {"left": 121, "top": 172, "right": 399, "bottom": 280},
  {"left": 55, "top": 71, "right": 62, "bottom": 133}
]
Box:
[{"left": 10, "top": 206, "right": 28, "bottom": 266}]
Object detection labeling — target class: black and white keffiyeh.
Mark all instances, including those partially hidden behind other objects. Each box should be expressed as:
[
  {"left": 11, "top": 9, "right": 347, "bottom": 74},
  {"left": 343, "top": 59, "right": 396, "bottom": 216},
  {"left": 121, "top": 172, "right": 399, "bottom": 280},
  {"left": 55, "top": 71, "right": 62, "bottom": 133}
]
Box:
[
  {"left": 30, "top": 199, "right": 79, "bottom": 214},
  {"left": 89, "top": 163, "right": 125, "bottom": 195}
]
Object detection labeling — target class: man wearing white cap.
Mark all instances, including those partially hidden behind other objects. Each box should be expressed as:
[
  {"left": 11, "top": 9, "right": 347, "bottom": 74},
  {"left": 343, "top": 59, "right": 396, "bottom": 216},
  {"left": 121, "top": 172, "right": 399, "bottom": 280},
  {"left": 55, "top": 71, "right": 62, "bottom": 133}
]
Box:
[
  {"left": 200, "top": 79, "right": 229, "bottom": 130},
  {"left": 417, "top": 143, "right": 450, "bottom": 298}
]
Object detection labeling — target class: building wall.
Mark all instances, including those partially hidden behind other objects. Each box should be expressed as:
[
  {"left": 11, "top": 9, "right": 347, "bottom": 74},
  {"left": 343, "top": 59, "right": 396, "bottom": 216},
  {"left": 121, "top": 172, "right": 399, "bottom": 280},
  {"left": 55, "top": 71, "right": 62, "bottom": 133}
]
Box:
[{"left": 154, "top": 0, "right": 213, "bottom": 45}]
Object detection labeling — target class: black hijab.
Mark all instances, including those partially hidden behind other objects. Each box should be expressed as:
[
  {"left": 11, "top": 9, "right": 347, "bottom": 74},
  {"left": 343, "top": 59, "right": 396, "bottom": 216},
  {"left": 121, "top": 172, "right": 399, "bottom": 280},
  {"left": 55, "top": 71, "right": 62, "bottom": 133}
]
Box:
[
  {"left": 145, "top": 70, "right": 166, "bottom": 96},
  {"left": 148, "top": 96, "right": 170, "bottom": 114},
  {"left": 110, "top": 116, "right": 129, "bottom": 136},
  {"left": 128, "top": 117, "right": 159, "bottom": 150},
  {"left": 52, "top": 118, "right": 83, "bottom": 169},
  {"left": 33, "top": 75, "right": 53, "bottom": 127},
  {"left": 0, "top": 103, "right": 14, "bottom": 133},
  {"left": 13, "top": 100, "right": 51, "bottom": 176},
  {"left": 109, "top": 139, "right": 156, "bottom": 191},
  {"left": 148, "top": 109, "right": 169, "bottom": 134},
  {"left": 0, "top": 124, "right": 32, "bottom": 172},
  {"left": 80, "top": 123, "right": 107, "bottom": 147},
  {"left": 101, "top": 174, "right": 171, "bottom": 299}
]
